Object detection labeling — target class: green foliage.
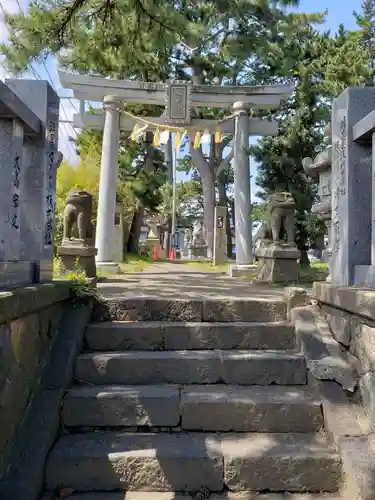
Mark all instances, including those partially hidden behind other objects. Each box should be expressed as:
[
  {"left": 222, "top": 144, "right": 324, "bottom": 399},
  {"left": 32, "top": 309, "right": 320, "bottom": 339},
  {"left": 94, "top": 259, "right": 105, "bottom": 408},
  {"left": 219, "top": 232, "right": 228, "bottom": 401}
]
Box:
[
  {"left": 53, "top": 257, "right": 99, "bottom": 307},
  {"left": 251, "top": 202, "right": 267, "bottom": 223},
  {"left": 354, "top": 0, "right": 375, "bottom": 82},
  {"left": 251, "top": 10, "right": 375, "bottom": 263}
]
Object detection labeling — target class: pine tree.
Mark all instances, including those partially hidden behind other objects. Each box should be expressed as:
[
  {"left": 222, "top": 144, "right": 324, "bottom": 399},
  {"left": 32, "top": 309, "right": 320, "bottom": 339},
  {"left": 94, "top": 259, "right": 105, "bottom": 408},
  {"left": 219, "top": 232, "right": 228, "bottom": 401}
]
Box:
[
  {"left": 250, "top": 20, "right": 372, "bottom": 265},
  {"left": 354, "top": 0, "right": 375, "bottom": 83}
]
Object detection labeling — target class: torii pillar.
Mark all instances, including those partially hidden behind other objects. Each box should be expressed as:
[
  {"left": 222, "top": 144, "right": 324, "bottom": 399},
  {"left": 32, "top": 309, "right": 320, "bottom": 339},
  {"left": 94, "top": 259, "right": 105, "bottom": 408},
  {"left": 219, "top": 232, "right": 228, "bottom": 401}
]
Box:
[
  {"left": 95, "top": 95, "right": 121, "bottom": 273},
  {"left": 229, "top": 102, "right": 253, "bottom": 277}
]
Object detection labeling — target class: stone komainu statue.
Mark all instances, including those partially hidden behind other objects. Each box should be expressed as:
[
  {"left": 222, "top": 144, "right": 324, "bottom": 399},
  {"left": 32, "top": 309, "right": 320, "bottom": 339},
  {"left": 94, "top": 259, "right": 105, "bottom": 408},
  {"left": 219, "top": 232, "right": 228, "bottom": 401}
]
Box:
[
  {"left": 262, "top": 192, "right": 297, "bottom": 244},
  {"left": 63, "top": 191, "right": 94, "bottom": 243},
  {"left": 184, "top": 228, "right": 192, "bottom": 247}
]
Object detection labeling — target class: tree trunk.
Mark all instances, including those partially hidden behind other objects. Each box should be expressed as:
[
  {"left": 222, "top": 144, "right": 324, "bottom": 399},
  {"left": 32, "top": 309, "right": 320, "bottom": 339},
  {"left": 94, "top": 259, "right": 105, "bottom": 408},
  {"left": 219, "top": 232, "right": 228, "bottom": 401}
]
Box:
[
  {"left": 164, "top": 134, "right": 173, "bottom": 256},
  {"left": 127, "top": 206, "right": 144, "bottom": 253},
  {"left": 300, "top": 248, "right": 310, "bottom": 267},
  {"left": 189, "top": 144, "right": 215, "bottom": 259},
  {"left": 201, "top": 175, "right": 215, "bottom": 259},
  {"left": 217, "top": 177, "right": 232, "bottom": 259},
  {"left": 126, "top": 131, "right": 155, "bottom": 255}
]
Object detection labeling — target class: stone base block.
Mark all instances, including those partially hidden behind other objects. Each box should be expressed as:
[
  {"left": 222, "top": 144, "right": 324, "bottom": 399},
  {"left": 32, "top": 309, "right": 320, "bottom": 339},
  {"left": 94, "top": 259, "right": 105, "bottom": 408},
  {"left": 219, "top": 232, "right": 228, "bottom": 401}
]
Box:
[
  {"left": 256, "top": 244, "right": 300, "bottom": 283},
  {"left": 96, "top": 261, "right": 120, "bottom": 274},
  {"left": 354, "top": 264, "right": 375, "bottom": 288},
  {"left": 229, "top": 264, "right": 257, "bottom": 278},
  {"left": 38, "top": 259, "right": 54, "bottom": 282},
  {"left": 57, "top": 245, "right": 97, "bottom": 279},
  {"left": 188, "top": 245, "right": 207, "bottom": 260},
  {"left": 0, "top": 261, "right": 36, "bottom": 289}
]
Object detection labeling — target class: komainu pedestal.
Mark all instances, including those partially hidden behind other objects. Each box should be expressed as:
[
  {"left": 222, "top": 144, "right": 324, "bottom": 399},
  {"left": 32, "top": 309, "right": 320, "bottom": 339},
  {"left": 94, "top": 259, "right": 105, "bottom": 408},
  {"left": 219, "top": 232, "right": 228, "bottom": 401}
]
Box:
[
  {"left": 57, "top": 191, "right": 97, "bottom": 278},
  {"left": 256, "top": 192, "right": 300, "bottom": 282},
  {"left": 188, "top": 220, "right": 208, "bottom": 259}
]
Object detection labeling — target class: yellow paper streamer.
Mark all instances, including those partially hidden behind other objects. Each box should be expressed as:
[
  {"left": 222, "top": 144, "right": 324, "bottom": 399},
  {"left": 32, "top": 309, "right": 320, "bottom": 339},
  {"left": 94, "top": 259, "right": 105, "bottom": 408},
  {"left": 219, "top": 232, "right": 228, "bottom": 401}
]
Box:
[
  {"left": 174, "top": 132, "right": 182, "bottom": 152},
  {"left": 214, "top": 130, "right": 222, "bottom": 144},
  {"left": 153, "top": 128, "right": 161, "bottom": 147},
  {"left": 193, "top": 131, "right": 201, "bottom": 149},
  {"left": 130, "top": 123, "right": 147, "bottom": 141}
]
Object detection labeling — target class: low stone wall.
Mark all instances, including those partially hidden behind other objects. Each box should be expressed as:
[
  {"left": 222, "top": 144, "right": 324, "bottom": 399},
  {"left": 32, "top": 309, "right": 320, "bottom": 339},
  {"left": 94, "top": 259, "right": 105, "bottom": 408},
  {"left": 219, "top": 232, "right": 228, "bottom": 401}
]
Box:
[
  {"left": 313, "top": 282, "right": 375, "bottom": 431},
  {"left": 0, "top": 282, "right": 92, "bottom": 500}
]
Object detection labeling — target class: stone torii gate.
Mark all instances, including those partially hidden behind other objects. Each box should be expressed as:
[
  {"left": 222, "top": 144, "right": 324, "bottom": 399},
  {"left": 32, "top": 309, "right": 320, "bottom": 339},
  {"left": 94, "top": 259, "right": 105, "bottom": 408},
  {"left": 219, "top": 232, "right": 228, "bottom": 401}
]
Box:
[{"left": 59, "top": 71, "right": 292, "bottom": 274}]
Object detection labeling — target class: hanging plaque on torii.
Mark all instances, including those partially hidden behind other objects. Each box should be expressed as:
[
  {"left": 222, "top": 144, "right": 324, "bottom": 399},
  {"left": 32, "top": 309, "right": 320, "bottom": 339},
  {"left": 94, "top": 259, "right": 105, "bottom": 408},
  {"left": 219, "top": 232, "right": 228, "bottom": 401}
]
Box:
[{"left": 164, "top": 81, "right": 192, "bottom": 126}]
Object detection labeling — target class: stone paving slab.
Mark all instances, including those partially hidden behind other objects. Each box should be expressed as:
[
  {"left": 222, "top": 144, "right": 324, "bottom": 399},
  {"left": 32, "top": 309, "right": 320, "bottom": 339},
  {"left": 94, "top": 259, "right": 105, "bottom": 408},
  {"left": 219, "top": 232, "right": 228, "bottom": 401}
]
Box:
[{"left": 97, "top": 264, "right": 285, "bottom": 301}]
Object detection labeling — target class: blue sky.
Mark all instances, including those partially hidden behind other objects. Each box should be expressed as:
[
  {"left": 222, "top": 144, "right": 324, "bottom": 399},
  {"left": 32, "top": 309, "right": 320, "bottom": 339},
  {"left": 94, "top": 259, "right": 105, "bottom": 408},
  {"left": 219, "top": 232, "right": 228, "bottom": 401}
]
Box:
[{"left": 0, "top": 0, "right": 365, "bottom": 185}]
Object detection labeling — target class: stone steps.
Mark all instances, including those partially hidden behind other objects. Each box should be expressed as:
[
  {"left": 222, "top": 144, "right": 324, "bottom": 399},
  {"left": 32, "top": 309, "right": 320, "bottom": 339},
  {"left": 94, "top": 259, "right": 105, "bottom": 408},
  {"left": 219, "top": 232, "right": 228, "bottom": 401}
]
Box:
[
  {"left": 59, "top": 493, "right": 346, "bottom": 500},
  {"left": 62, "top": 385, "right": 323, "bottom": 433},
  {"left": 92, "top": 297, "right": 287, "bottom": 323},
  {"left": 44, "top": 432, "right": 341, "bottom": 493},
  {"left": 74, "top": 350, "right": 306, "bottom": 386},
  {"left": 85, "top": 321, "right": 296, "bottom": 351}
]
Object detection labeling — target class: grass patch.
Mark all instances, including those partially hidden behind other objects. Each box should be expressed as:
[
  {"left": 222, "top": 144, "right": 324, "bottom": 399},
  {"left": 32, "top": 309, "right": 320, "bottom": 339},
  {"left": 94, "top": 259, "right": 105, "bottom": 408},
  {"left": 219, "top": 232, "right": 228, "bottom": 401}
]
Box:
[
  {"left": 182, "top": 260, "right": 230, "bottom": 273},
  {"left": 118, "top": 253, "right": 170, "bottom": 273},
  {"left": 119, "top": 253, "right": 154, "bottom": 273},
  {"left": 299, "top": 261, "right": 329, "bottom": 282}
]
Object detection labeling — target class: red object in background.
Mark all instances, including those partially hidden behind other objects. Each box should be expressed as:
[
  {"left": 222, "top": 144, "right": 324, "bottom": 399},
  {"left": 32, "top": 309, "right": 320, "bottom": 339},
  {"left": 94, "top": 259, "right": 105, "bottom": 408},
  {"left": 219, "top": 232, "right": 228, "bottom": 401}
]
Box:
[
  {"left": 153, "top": 246, "right": 159, "bottom": 260},
  {"left": 169, "top": 247, "right": 175, "bottom": 261}
]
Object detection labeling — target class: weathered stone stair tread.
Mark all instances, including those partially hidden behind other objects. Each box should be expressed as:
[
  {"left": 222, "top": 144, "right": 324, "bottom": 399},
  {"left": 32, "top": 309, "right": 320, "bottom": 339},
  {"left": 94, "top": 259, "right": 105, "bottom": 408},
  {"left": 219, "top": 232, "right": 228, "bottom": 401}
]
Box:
[
  {"left": 45, "top": 432, "right": 341, "bottom": 492},
  {"left": 63, "top": 385, "right": 181, "bottom": 427},
  {"left": 92, "top": 296, "right": 287, "bottom": 323},
  {"left": 74, "top": 350, "right": 306, "bottom": 385},
  {"left": 64, "top": 493, "right": 345, "bottom": 500},
  {"left": 85, "top": 321, "right": 296, "bottom": 351},
  {"left": 62, "top": 385, "right": 322, "bottom": 432},
  {"left": 181, "top": 385, "right": 323, "bottom": 432}
]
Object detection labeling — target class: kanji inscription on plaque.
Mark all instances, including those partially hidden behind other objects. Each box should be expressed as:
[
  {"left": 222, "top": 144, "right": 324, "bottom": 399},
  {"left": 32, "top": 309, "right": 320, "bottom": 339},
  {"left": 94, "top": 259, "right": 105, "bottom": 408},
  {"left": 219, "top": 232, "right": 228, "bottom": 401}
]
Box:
[{"left": 165, "top": 81, "right": 191, "bottom": 125}]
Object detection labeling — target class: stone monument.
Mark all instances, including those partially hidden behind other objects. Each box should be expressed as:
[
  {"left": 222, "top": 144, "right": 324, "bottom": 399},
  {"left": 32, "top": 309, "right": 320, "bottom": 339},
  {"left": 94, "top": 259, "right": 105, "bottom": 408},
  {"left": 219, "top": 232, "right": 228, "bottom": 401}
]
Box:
[
  {"left": 255, "top": 192, "right": 300, "bottom": 282},
  {"left": 0, "top": 79, "right": 61, "bottom": 288},
  {"left": 213, "top": 206, "right": 227, "bottom": 265},
  {"left": 57, "top": 191, "right": 97, "bottom": 278},
  {"left": 188, "top": 220, "right": 208, "bottom": 259},
  {"left": 303, "top": 124, "right": 333, "bottom": 280},
  {"left": 140, "top": 217, "right": 161, "bottom": 257}
]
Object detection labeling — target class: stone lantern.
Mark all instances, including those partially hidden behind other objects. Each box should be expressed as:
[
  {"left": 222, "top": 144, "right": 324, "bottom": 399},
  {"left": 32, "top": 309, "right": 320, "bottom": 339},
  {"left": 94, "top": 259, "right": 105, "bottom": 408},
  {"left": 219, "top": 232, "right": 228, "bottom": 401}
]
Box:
[{"left": 303, "top": 124, "right": 332, "bottom": 281}]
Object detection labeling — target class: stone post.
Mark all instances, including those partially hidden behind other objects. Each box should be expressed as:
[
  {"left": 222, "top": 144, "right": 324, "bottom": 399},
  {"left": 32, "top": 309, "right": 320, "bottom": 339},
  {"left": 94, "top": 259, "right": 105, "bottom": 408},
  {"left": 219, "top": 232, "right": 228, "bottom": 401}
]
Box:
[
  {"left": 331, "top": 88, "right": 375, "bottom": 286},
  {"left": 110, "top": 202, "right": 124, "bottom": 263},
  {"left": 229, "top": 102, "right": 253, "bottom": 277},
  {"left": 213, "top": 205, "right": 227, "bottom": 265},
  {"left": 6, "top": 79, "right": 60, "bottom": 282},
  {"left": 95, "top": 96, "right": 121, "bottom": 273}
]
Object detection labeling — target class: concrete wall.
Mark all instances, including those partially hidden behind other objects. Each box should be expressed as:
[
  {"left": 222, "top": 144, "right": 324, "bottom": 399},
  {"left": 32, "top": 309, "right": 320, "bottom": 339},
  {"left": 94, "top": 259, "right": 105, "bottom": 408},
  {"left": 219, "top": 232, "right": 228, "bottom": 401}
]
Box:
[
  {"left": 0, "top": 282, "right": 91, "bottom": 500},
  {"left": 313, "top": 282, "right": 375, "bottom": 432}
]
